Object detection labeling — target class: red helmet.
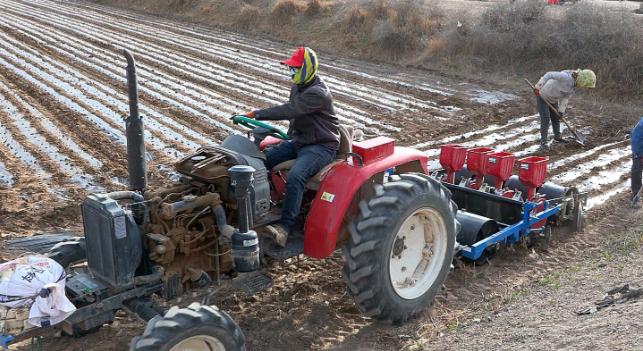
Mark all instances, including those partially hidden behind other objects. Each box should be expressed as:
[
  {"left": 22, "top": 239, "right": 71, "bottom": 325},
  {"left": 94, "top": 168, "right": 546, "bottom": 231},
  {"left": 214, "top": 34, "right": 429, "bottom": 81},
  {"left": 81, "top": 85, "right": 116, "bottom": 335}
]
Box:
[{"left": 280, "top": 47, "right": 306, "bottom": 67}]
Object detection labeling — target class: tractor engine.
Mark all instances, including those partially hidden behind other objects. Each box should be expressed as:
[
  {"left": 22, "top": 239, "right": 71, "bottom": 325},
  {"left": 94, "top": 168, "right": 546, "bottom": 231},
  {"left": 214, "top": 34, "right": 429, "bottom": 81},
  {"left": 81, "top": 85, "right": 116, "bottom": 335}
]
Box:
[
  {"left": 142, "top": 138, "right": 272, "bottom": 298},
  {"left": 143, "top": 187, "right": 234, "bottom": 299},
  {"left": 80, "top": 53, "right": 272, "bottom": 300},
  {"left": 80, "top": 140, "right": 271, "bottom": 300}
]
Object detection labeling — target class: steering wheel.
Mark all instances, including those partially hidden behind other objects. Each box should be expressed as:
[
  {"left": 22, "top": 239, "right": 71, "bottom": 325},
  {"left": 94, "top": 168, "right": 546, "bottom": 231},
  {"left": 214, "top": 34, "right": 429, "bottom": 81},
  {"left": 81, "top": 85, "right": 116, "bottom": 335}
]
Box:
[{"left": 231, "top": 115, "right": 290, "bottom": 140}]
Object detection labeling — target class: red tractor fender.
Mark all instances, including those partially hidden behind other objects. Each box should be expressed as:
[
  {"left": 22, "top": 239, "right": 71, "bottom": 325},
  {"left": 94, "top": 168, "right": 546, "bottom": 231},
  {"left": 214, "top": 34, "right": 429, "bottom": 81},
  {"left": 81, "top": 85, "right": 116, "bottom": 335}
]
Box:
[{"left": 303, "top": 147, "right": 428, "bottom": 258}]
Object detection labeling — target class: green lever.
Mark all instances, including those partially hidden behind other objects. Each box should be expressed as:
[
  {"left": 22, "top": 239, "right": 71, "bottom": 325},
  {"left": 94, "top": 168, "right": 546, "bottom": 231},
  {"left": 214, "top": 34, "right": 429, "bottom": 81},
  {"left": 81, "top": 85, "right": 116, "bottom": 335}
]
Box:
[{"left": 231, "top": 115, "right": 290, "bottom": 140}]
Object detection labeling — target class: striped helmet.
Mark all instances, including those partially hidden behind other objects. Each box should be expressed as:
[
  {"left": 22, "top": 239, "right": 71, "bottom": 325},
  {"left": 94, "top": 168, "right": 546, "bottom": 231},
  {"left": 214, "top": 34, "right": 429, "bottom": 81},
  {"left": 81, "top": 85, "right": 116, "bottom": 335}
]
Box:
[{"left": 281, "top": 47, "right": 318, "bottom": 85}]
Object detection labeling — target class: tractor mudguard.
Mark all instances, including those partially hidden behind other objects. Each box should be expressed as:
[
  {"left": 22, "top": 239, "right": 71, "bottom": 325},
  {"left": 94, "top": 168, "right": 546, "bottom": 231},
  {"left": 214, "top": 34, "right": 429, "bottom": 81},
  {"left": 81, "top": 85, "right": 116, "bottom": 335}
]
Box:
[{"left": 303, "top": 147, "right": 428, "bottom": 258}]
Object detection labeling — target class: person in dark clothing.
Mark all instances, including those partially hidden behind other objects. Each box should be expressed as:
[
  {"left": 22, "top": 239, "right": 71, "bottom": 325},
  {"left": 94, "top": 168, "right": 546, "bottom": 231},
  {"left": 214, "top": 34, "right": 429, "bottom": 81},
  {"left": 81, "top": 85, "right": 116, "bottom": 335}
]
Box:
[
  {"left": 631, "top": 117, "right": 643, "bottom": 203},
  {"left": 239, "top": 47, "right": 340, "bottom": 245}
]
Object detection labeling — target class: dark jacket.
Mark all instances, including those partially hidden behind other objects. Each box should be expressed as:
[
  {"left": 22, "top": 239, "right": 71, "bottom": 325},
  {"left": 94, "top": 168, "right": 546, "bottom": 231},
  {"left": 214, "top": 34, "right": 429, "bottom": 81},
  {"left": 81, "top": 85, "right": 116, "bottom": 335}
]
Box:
[
  {"left": 632, "top": 117, "right": 643, "bottom": 158},
  {"left": 253, "top": 76, "right": 340, "bottom": 150}
]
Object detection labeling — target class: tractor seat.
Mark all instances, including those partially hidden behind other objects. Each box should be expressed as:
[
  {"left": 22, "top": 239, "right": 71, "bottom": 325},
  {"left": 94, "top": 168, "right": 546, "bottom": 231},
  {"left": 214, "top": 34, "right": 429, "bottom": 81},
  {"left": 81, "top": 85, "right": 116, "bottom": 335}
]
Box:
[{"left": 273, "top": 125, "right": 353, "bottom": 191}]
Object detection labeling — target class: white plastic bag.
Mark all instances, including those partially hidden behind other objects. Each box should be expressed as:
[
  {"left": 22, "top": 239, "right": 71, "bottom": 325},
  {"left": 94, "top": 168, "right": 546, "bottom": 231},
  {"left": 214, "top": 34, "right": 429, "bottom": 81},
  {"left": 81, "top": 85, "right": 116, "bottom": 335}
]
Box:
[{"left": 0, "top": 255, "right": 76, "bottom": 327}]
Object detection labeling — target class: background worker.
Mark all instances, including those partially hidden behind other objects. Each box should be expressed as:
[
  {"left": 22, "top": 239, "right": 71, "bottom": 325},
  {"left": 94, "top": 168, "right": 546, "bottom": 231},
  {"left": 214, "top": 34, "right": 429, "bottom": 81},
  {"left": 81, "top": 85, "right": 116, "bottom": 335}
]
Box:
[
  {"left": 236, "top": 47, "right": 340, "bottom": 246},
  {"left": 631, "top": 117, "right": 643, "bottom": 203},
  {"left": 533, "top": 69, "right": 596, "bottom": 151}
]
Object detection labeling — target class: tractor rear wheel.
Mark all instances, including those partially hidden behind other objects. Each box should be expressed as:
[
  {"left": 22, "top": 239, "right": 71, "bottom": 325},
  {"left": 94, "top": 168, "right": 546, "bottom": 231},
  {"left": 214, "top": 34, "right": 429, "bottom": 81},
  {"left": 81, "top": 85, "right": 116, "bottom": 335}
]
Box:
[
  {"left": 342, "top": 173, "right": 457, "bottom": 324},
  {"left": 130, "top": 303, "right": 245, "bottom": 351}
]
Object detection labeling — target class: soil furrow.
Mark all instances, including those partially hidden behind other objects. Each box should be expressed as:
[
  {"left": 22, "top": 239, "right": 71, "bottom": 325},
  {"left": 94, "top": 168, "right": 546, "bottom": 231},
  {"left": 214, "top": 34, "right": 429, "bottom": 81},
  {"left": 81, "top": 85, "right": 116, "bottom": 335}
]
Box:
[
  {"left": 551, "top": 146, "right": 631, "bottom": 183},
  {"left": 0, "top": 139, "right": 49, "bottom": 187},
  {"left": 107, "top": 3, "right": 468, "bottom": 108},
  {"left": 49, "top": 1, "right": 444, "bottom": 112},
  {"left": 0, "top": 15, "right": 241, "bottom": 142},
  {"left": 424, "top": 119, "right": 541, "bottom": 155},
  {"left": 0, "top": 159, "right": 13, "bottom": 187},
  {"left": 413, "top": 115, "right": 537, "bottom": 149},
  {"left": 0, "top": 35, "right": 180, "bottom": 161},
  {"left": 0, "top": 109, "right": 48, "bottom": 177},
  {"left": 0, "top": 1, "right": 638, "bottom": 350},
  {"left": 0, "top": 6, "right": 251, "bottom": 134},
  {"left": 586, "top": 179, "right": 630, "bottom": 209},
  {"left": 6, "top": 0, "right": 504, "bottom": 145},
  {"left": 9, "top": 0, "right": 405, "bottom": 132},
  {"left": 0, "top": 79, "right": 103, "bottom": 171},
  {"left": 0, "top": 60, "right": 128, "bottom": 180},
  {"left": 574, "top": 158, "right": 633, "bottom": 193},
  {"left": 0, "top": 117, "right": 68, "bottom": 233},
  {"left": 0, "top": 21, "right": 212, "bottom": 147},
  {"left": 89, "top": 5, "right": 464, "bottom": 104},
  {"left": 0, "top": 84, "right": 95, "bottom": 189},
  {"left": 548, "top": 140, "right": 628, "bottom": 172},
  {"left": 0, "top": 29, "right": 190, "bottom": 157}
]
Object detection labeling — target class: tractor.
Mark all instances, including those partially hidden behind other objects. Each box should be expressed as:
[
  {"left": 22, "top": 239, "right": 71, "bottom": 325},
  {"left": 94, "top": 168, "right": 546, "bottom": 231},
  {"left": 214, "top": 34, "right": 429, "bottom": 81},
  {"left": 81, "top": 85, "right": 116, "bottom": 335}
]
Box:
[{"left": 1, "top": 51, "right": 583, "bottom": 351}]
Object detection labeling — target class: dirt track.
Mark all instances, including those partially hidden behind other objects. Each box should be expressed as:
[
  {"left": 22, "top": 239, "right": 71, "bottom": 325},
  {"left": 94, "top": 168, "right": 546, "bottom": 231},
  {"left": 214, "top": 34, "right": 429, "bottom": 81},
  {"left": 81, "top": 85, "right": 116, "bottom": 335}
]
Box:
[{"left": 0, "top": 0, "right": 639, "bottom": 350}]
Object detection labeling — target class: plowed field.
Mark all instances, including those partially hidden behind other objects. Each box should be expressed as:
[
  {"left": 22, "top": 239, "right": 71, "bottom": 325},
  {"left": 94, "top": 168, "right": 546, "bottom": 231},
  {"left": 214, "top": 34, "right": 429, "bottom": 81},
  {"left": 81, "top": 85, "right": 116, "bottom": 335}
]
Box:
[{"left": 0, "top": 0, "right": 637, "bottom": 350}]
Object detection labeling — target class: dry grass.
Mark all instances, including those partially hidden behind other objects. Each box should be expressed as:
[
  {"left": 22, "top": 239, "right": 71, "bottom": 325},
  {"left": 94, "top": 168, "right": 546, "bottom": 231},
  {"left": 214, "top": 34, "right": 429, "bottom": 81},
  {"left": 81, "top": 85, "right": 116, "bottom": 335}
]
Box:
[
  {"left": 371, "top": 0, "right": 395, "bottom": 20},
  {"left": 336, "top": 0, "right": 445, "bottom": 59},
  {"left": 303, "top": 0, "right": 332, "bottom": 17},
  {"left": 427, "top": 36, "right": 447, "bottom": 55},
  {"left": 237, "top": 4, "right": 261, "bottom": 30},
  {"left": 270, "top": 0, "right": 305, "bottom": 26},
  {"left": 434, "top": 0, "right": 643, "bottom": 97},
  {"left": 97, "top": 0, "right": 642, "bottom": 98},
  {"left": 341, "top": 4, "right": 369, "bottom": 31}
]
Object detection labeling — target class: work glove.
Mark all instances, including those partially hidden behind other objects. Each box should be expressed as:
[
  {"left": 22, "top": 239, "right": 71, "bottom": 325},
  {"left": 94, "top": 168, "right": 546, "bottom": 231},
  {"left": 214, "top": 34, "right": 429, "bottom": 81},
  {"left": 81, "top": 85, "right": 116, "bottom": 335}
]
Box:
[{"left": 533, "top": 88, "right": 540, "bottom": 97}]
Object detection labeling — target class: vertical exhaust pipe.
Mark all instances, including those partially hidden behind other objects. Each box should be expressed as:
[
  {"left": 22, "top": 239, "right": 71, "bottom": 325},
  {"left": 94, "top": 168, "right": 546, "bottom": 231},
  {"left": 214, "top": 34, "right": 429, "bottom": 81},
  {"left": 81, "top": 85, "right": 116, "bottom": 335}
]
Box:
[{"left": 123, "top": 49, "right": 147, "bottom": 192}]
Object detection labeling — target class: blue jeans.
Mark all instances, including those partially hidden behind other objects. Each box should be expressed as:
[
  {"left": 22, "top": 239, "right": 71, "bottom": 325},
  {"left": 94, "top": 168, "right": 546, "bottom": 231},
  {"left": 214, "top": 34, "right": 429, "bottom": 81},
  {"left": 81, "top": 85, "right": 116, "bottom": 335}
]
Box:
[
  {"left": 537, "top": 96, "right": 561, "bottom": 144},
  {"left": 264, "top": 141, "right": 336, "bottom": 230}
]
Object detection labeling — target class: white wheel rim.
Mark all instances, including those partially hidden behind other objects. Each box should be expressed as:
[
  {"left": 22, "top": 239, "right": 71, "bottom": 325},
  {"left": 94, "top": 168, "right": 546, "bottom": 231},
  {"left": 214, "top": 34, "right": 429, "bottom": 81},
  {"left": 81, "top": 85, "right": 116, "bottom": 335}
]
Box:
[
  {"left": 388, "top": 208, "right": 448, "bottom": 300},
  {"left": 170, "top": 335, "right": 226, "bottom": 351}
]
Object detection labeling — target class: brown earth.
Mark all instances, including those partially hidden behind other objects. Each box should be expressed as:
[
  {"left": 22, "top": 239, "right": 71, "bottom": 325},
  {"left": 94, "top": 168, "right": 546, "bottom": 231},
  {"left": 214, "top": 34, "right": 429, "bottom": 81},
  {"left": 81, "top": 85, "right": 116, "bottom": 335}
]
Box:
[{"left": 9, "top": 196, "right": 642, "bottom": 351}]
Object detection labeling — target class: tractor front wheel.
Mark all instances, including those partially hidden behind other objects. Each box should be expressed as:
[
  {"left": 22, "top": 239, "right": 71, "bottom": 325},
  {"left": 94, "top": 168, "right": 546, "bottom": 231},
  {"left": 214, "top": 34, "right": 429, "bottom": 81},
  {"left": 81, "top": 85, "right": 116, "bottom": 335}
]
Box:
[
  {"left": 342, "top": 173, "right": 457, "bottom": 324},
  {"left": 129, "top": 303, "right": 245, "bottom": 351}
]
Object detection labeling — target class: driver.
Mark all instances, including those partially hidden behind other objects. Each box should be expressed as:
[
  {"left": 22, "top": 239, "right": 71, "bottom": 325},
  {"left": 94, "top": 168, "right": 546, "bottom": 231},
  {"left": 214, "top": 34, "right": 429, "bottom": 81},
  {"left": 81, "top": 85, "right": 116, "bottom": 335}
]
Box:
[{"left": 238, "top": 47, "right": 340, "bottom": 246}]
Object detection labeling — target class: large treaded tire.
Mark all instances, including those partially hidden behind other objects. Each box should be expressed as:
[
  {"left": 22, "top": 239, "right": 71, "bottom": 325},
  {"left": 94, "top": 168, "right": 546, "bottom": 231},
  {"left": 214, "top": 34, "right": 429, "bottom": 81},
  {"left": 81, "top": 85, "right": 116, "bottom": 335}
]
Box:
[
  {"left": 130, "top": 303, "right": 245, "bottom": 351},
  {"left": 47, "top": 237, "right": 86, "bottom": 269},
  {"left": 342, "top": 173, "right": 457, "bottom": 324}
]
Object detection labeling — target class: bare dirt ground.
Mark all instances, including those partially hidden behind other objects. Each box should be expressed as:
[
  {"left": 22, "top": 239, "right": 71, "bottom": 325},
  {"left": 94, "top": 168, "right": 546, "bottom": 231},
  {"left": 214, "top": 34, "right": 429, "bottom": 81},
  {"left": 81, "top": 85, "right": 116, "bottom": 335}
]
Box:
[
  {"left": 0, "top": 0, "right": 641, "bottom": 350},
  {"left": 429, "top": 197, "right": 643, "bottom": 351}
]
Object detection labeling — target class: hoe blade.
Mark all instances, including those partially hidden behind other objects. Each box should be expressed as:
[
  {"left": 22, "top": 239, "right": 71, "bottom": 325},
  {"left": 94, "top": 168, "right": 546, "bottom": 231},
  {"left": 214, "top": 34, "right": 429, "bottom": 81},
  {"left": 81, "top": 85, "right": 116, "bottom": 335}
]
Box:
[{"left": 570, "top": 128, "right": 586, "bottom": 146}]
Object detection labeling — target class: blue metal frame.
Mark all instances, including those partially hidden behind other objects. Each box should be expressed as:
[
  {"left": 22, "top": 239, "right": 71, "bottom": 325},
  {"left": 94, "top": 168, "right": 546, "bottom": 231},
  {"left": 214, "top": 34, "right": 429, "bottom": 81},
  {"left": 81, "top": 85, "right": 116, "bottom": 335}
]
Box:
[{"left": 458, "top": 200, "right": 561, "bottom": 260}]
